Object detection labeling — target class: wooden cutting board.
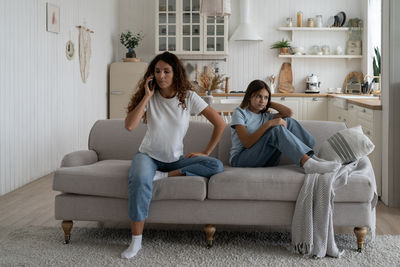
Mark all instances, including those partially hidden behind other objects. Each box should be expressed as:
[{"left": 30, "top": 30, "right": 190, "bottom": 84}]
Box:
[{"left": 277, "top": 62, "right": 295, "bottom": 93}]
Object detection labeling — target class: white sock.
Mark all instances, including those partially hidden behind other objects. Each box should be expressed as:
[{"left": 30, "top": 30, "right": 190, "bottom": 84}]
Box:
[
  {"left": 303, "top": 158, "right": 341, "bottom": 174},
  {"left": 153, "top": 170, "right": 168, "bottom": 181},
  {"left": 121, "top": 235, "right": 142, "bottom": 259}
]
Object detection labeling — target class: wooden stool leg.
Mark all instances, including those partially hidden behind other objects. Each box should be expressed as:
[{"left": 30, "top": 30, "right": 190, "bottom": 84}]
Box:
[
  {"left": 204, "top": 224, "right": 216, "bottom": 249},
  {"left": 354, "top": 227, "right": 367, "bottom": 252},
  {"left": 62, "top": 220, "right": 73, "bottom": 244}
]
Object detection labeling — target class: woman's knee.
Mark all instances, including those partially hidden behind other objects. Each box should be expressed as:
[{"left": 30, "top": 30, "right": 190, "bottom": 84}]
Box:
[
  {"left": 128, "top": 153, "right": 155, "bottom": 187},
  {"left": 207, "top": 157, "right": 224, "bottom": 173}
]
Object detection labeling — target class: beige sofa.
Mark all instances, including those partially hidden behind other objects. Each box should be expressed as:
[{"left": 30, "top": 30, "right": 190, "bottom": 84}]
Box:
[{"left": 53, "top": 119, "right": 377, "bottom": 251}]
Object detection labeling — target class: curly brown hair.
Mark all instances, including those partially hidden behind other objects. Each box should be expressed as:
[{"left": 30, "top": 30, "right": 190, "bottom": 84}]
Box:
[
  {"left": 126, "top": 52, "right": 193, "bottom": 121},
  {"left": 240, "top": 80, "right": 271, "bottom": 113}
]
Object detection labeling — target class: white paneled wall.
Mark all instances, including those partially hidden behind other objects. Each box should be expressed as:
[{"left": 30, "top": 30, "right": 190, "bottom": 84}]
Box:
[
  {"left": 0, "top": 0, "right": 118, "bottom": 195},
  {"left": 119, "top": 0, "right": 364, "bottom": 92},
  {"left": 228, "top": 0, "right": 363, "bottom": 92}
]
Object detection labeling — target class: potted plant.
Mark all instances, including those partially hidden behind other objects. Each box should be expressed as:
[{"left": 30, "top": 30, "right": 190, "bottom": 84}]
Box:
[
  {"left": 372, "top": 46, "right": 381, "bottom": 92},
  {"left": 270, "top": 39, "right": 292, "bottom": 55},
  {"left": 120, "top": 30, "right": 143, "bottom": 61}
]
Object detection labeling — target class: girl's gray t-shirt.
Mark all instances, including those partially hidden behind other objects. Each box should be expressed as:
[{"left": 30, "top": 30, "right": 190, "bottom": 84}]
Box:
[{"left": 229, "top": 107, "right": 274, "bottom": 164}]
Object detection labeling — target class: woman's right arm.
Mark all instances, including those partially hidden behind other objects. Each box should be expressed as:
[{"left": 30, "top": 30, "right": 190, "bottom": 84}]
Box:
[
  {"left": 125, "top": 76, "right": 154, "bottom": 131},
  {"left": 234, "top": 118, "right": 287, "bottom": 149},
  {"left": 125, "top": 95, "right": 151, "bottom": 131}
]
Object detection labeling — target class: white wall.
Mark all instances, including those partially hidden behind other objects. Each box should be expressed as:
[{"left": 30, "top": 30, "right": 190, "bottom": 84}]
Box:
[
  {"left": 381, "top": 0, "right": 400, "bottom": 207},
  {"left": 118, "top": 0, "right": 364, "bottom": 92},
  {"left": 0, "top": 0, "right": 119, "bottom": 195}
]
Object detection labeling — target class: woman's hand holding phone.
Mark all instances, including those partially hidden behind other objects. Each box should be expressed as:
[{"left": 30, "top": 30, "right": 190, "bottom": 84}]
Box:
[{"left": 144, "top": 76, "right": 156, "bottom": 98}]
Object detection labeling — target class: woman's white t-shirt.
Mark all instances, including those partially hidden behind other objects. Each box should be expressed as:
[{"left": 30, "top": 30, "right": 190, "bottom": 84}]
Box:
[{"left": 138, "top": 90, "right": 208, "bottom": 163}]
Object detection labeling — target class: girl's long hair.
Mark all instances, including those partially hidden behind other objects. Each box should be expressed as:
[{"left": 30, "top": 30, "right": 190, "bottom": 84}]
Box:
[
  {"left": 126, "top": 52, "right": 192, "bottom": 120},
  {"left": 239, "top": 80, "right": 271, "bottom": 113}
]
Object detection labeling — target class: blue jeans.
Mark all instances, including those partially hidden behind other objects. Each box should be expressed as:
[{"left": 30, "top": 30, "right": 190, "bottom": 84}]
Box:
[
  {"left": 231, "top": 117, "right": 315, "bottom": 167},
  {"left": 128, "top": 152, "right": 224, "bottom": 221}
]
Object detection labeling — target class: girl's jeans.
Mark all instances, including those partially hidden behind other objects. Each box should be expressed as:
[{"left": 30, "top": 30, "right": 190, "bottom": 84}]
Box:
[{"left": 231, "top": 117, "right": 315, "bottom": 167}]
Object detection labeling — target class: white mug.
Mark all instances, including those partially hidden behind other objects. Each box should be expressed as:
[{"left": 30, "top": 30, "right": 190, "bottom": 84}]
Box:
[{"left": 336, "top": 46, "right": 344, "bottom": 55}]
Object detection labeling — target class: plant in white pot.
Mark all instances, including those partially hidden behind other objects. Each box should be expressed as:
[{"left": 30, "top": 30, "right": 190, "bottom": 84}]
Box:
[
  {"left": 120, "top": 30, "right": 143, "bottom": 62},
  {"left": 372, "top": 46, "right": 381, "bottom": 93}
]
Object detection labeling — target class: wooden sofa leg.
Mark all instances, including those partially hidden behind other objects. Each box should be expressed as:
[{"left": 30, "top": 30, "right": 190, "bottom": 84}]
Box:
[
  {"left": 354, "top": 227, "right": 367, "bottom": 252},
  {"left": 62, "top": 220, "right": 73, "bottom": 244},
  {"left": 204, "top": 224, "right": 216, "bottom": 249}
]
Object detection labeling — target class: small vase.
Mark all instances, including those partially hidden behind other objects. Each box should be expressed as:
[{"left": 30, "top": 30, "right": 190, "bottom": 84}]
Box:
[{"left": 126, "top": 48, "right": 136, "bottom": 58}]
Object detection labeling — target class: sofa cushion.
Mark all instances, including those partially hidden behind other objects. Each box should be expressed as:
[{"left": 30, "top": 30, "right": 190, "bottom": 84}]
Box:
[
  {"left": 53, "top": 160, "right": 208, "bottom": 201},
  {"left": 208, "top": 157, "right": 375, "bottom": 203},
  {"left": 318, "top": 125, "right": 375, "bottom": 164}
]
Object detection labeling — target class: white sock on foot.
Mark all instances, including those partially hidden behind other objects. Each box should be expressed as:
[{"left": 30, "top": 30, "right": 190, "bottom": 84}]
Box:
[
  {"left": 121, "top": 235, "right": 142, "bottom": 259},
  {"left": 153, "top": 171, "right": 168, "bottom": 181},
  {"left": 303, "top": 158, "right": 341, "bottom": 174}
]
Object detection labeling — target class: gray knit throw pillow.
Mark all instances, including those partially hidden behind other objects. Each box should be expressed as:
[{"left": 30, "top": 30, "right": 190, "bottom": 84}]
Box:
[{"left": 318, "top": 125, "right": 375, "bottom": 164}]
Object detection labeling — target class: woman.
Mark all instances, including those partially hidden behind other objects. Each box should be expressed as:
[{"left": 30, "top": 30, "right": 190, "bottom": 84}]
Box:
[
  {"left": 230, "top": 80, "right": 341, "bottom": 174},
  {"left": 122, "top": 52, "right": 226, "bottom": 259}
]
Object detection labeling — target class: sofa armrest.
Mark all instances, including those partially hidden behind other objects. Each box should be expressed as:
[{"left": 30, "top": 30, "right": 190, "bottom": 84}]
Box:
[{"left": 60, "top": 150, "right": 98, "bottom": 167}]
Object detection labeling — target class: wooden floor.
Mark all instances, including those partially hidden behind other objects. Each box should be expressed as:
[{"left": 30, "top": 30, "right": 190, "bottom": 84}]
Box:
[{"left": 1, "top": 174, "right": 400, "bottom": 234}]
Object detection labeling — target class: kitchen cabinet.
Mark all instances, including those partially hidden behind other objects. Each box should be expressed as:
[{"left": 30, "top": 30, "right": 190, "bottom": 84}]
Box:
[
  {"left": 302, "top": 97, "right": 327, "bottom": 121},
  {"left": 156, "top": 0, "right": 228, "bottom": 54},
  {"left": 271, "top": 97, "right": 302, "bottom": 120},
  {"left": 328, "top": 98, "right": 382, "bottom": 195},
  {"left": 211, "top": 96, "right": 327, "bottom": 121}
]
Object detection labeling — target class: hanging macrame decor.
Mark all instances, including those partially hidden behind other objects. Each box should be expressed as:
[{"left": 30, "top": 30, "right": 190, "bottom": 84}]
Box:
[{"left": 77, "top": 25, "right": 94, "bottom": 83}]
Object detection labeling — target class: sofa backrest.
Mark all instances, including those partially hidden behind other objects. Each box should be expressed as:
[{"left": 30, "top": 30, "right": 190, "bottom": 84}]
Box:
[
  {"left": 88, "top": 119, "right": 346, "bottom": 163},
  {"left": 88, "top": 119, "right": 218, "bottom": 160}
]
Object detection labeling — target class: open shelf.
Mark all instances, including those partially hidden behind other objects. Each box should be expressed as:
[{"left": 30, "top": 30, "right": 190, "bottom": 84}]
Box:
[
  {"left": 278, "top": 27, "right": 350, "bottom": 31},
  {"left": 278, "top": 54, "right": 362, "bottom": 59}
]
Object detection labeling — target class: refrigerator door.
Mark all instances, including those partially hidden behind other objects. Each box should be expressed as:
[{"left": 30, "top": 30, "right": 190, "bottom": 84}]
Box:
[{"left": 109, "top": 62, "right": 148, "bottom": 119}]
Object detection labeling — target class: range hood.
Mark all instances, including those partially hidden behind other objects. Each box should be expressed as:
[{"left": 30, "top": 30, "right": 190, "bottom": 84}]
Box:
[{"left": 230, "top": 0, "right": 262, "bottom": 41}]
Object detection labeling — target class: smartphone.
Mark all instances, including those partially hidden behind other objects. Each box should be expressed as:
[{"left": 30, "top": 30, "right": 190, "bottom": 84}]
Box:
[{"left": 148, "top": 78, "right": 155, "bottom": 91}]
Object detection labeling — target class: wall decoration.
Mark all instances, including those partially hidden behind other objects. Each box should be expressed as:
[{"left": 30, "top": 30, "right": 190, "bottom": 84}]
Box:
[
  {"left": 65, "top": 40, "right": 75, "bottom": 60},
  {"left": 46, "top": 3, "right": 60, "bottom": 33},
  {"left": 76, "top": 25, "right": 94, "bottom": 83}
]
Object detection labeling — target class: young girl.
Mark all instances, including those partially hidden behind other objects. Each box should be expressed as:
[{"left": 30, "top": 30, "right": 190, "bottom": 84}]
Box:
[
  {"left": 122, "top": 52, "right": 226, "bottom": 259},
  {"left": 230, "top": 80, "right": 341, "bottom": 173}
]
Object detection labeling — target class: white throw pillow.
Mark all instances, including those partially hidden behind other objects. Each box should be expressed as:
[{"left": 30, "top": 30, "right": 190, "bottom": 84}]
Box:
[{"left": 318, "top": 125, "right": 375, "bottom": 164}]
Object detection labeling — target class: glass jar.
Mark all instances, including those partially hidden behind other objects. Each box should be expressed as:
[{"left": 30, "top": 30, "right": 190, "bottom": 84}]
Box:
[
  {"left": 307, "top": 18, "right": 314, "bottom": 27},
  {"left": 321, "top": 45, "right": 330, "bottom": 55},
  {"left": 315, "top": 15, "right": 323, "bottom": 27},
  {"left": 286, "top": 17, "right": 293, "bottom": 27},
  {"left": 297, "top": 11, "right": 303, "bottom": 27}
]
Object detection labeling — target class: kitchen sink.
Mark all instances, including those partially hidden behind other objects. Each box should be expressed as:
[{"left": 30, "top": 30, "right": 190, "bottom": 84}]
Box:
[{"left": 334, "top": 95, "right": 379, "bottom": 99}]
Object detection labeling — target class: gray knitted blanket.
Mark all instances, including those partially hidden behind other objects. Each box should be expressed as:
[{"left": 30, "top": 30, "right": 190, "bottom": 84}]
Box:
[{"left": 291, "top": 157, "right": 377, "bottom": 258}]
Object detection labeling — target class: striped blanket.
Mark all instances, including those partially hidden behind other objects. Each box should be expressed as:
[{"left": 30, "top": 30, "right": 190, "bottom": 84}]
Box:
[{"left": 291, "top": 157, "right": 377, "bottom": 258}]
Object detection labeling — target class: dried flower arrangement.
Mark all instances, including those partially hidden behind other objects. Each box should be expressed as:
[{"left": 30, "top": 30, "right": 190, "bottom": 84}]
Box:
[{"left": 196, "top": 66, "right": 225, "bottom": 93}]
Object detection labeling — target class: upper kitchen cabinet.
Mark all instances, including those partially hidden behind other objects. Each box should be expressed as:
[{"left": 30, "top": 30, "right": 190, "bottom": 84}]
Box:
[{"left": 156, "top": 0, "right": 229, "bottom": 55}]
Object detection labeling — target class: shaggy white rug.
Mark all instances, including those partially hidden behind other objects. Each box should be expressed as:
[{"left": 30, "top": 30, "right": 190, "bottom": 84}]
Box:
[{"left": 0, "top": 226, "right": 399, "bottom": 266}]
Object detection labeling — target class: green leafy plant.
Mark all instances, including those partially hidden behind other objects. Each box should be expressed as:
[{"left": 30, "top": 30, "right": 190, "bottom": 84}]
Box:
[
  {"left": 120, "top": 30, "right": 143, "bottom": 50},
  {"left": 270, "top": 39, "right": 291, "bottom": 49},
  {"left": 373, "top": 46, "right": 381, "bottom": 83}
]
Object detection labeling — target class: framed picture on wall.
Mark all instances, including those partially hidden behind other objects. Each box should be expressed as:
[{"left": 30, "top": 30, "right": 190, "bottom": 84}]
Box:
[{"left": 46, "top": 3, "right": 60, "bottom": 33}]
